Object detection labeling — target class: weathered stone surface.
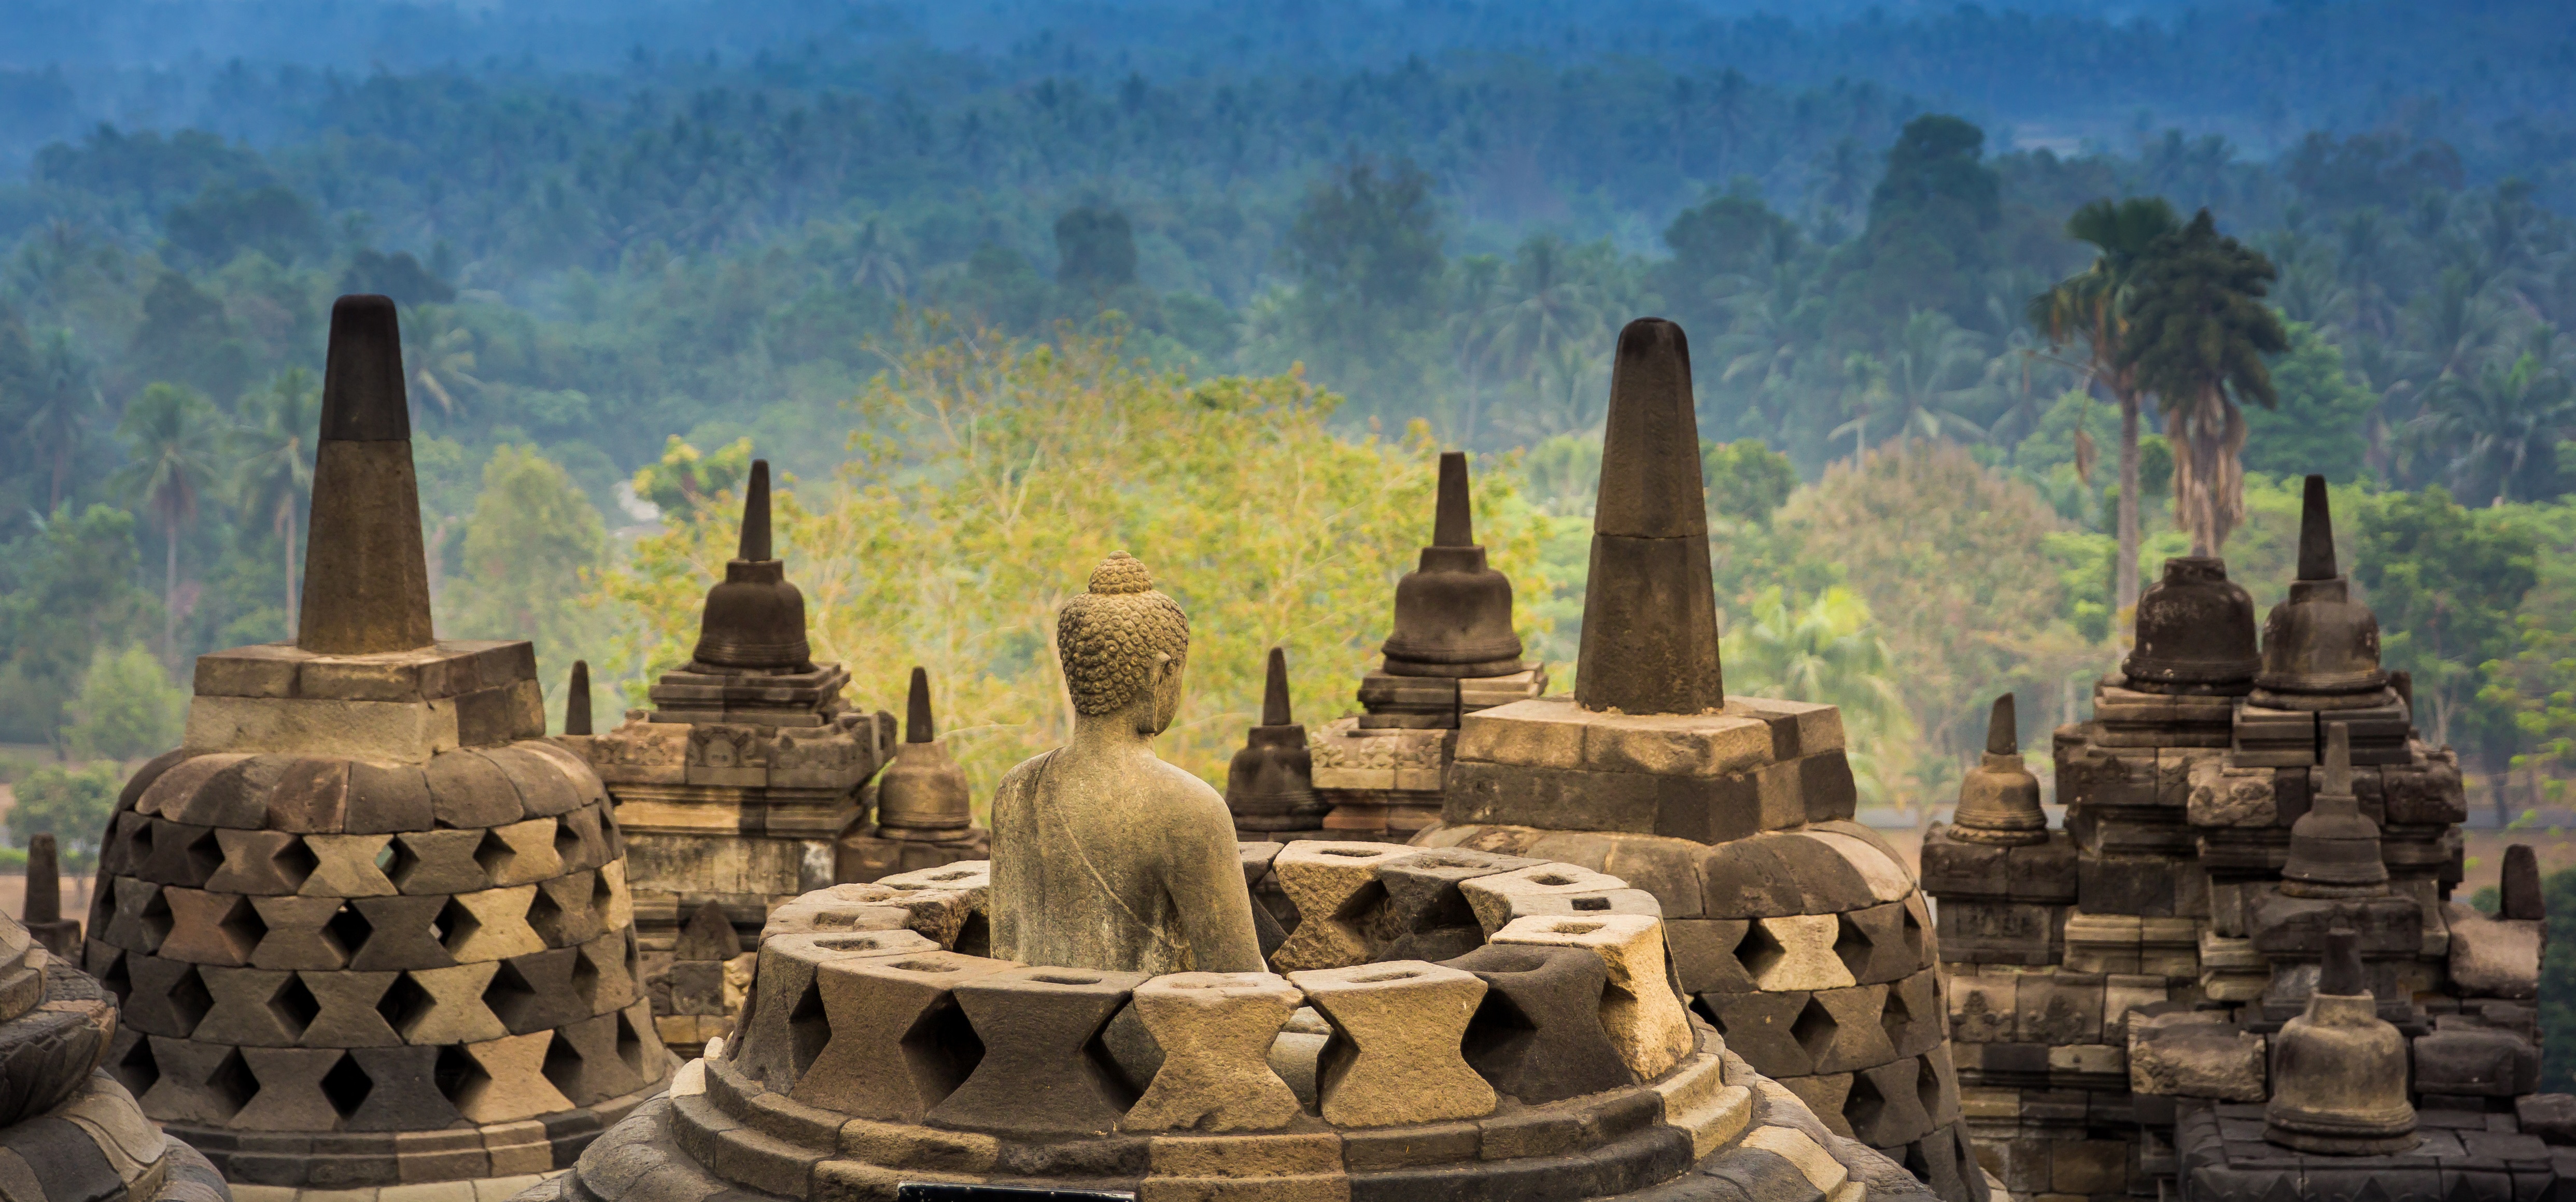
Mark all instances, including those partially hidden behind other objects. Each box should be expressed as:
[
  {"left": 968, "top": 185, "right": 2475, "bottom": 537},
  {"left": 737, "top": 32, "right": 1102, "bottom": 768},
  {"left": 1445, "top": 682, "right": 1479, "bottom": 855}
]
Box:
[
  {"left": 1459, "top": 862, "right": 1627, "bottom": 937},
  {"left": 2444, "top": 901, "right": 2541, "bottom": 999},
  {"left": 1292, "top": 960, "right": 1496, "bottom": 1127},
  {"left": 794, "top": 950, "right": 1018, "bottom": 1121},
  {"left": 1269, "top": 842, "right": 1420, "bottom": 972},
  {"left": 1371, "top": 849, "right": 1540, "bottom": 962},
  {"left": 1441, "top": 941, "right": 1638, "bottom": 1104},
  {"left": 930, "top": 965, "right": 1146, "bottom": 1137},
  {"left": 1491, "top": 912, "right": 1693, "bottom": 1080},
  {"left": 2129, "top": 1010, "right": 2266, "bottom": 1100},
  {"left": 1121, "top": 971, "right": 1306, "bottom": 1134}
]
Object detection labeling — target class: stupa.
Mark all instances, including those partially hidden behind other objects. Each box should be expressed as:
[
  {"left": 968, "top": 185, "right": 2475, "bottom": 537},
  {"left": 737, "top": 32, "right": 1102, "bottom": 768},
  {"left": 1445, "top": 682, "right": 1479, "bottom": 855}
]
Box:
[
  {"left": 581, "top": 460, "right": 896, "bottom": 1054},
  {"left": 20, "top": 832, "right": 81, "bottom": 958},
  {"left": 1924, "top": 474, "right": 2576, "bottom": 1202},
  {"left": 1306, "top": 451, "right": 1548, "bottom": 841},
  {"left": 837, "top": 667, "right": 990, "bottom": 883},
  {"left": 0, "top": 907, "right": 233, "bottom": 1202},
  {"left": 83, "top": 294, "right": 671, "bottom": 1195},
  {"left": 1223, "top": 646, "right": 1325, "bottom": 839},
  {"left": 528, "top": 521, "right": 1942, "bottom": 1202},
  {"left": 1418, "top": 318, "right": 1978, "bottom": 1201}
]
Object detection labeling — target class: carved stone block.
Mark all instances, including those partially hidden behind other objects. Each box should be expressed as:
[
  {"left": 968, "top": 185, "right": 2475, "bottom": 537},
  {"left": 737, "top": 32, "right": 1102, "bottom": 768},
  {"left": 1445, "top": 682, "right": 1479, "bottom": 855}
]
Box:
[
  {"left": 1291, "top": 959, "right": 1495, "bottom": 1127},
  {"left": 1120, "top": 971, "right": 1306, "bottom": 1134},
  {"left": 1441, "top": 941, "right": 1638, "bottom": 1104},
  {"left": 1493, "top": 912, "right": 1692, "bottom": 1079},
  {"left": 930, "top": 965, "right": 1147, "bottom": 1137},
  {"left": 793, "top": 950, "right": 1018, "bottom": 1121}
]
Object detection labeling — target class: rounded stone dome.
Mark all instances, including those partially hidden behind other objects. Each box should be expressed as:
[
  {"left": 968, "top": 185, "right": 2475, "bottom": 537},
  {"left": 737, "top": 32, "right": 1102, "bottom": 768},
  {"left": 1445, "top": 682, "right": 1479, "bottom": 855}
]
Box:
[{"left": 2122, "top": 557, "right": 2259, "bottom": 692}]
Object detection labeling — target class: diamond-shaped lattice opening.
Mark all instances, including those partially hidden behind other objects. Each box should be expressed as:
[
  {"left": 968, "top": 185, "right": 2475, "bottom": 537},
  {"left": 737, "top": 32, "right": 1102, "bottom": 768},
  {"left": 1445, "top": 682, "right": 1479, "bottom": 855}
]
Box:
[
  {"left": 542, "top": 1029, "right": 585, "bottom": 1100},
  {"left": 323, "top": 902, "right": 373, "bottom": 963},
  {"left": 1834, "top": 913, "right": 1874, "bottom": 978},
  {"left": 377, "top": 973, "right": 433, "bottom": 1037},
  {"left": 207, "top": 1047, "right": 259, "bottom": 1118},
  {"left": 1792, "top": 996, "right": 1839, "bottom": 1060},
  {"left": 126, "top": 819, "right": 156, "bottom": 869},
  {"left": 320, "top": 1052, "right": 373, "bottom": 1119},
  {"left": 168, "top": 964, "right": 214, "bottom": 1034},
  {"left": 99, "top": 951, "right": 132, "bottom": 1005},
  {"left": 218, "top": 896, "right": 270, "bottom": 959},
  {"left": 273, "top": 837, "right": 320, "bottom": 890},
  {"left": 1917, "top": 1055, "right": 1944, "bottom": 1119},
  {"left": 270, "top": 974, "right": 321, "bottom": 1037},
  {"left": 483, "top": 959, "right": 540, "bottom": 1031},
  {"left": 1843, "top": 1071, "right": 1887, "bottom": 1137},
  {"left": 1902, "top": 1140, "right": 1934, "bottom": 1181},
  {"left": 112, "top": 1034, "right": 159, "bottom": 1096},
  {"left": 571, "top": 944, "right": 603, "bottom": 1008},
  {"left": 554, "top": 818, "right": 582, "bottom": 867},
  {"left": 592, "top": 872, "right": 615, "bottom": 916},
  {"left": 525, "top": 887, "right": 568, "bottom": 945},
  {"left": 787, "top": 977, "right": 831, "bottom": 1076},
  {"left": 183, "top": 828, "right": 225, "bottom": 884},
  {"left": 1882, "top": 987, "right": 1913, "bottom": 1049},
  {"left": 381, "top": 839, "right": 420, "bottom": 889},
  {"left": 474, "top": 829, "right": 517, "bottom": 879},
  {"left": 435, "top": 897, "right": 481, "bottom": 956},
  {"left": 615, "top": 1009, "right": 646, "bottom": 1075},
  {"left": 433, "top": 1043, "right": 487, "bottom": 1111},
  {"left": 1901, "top": 904, "right": 1926, "bottom": 960},
  {"left": 139, "top": 888, "right": 175, "bottom": 949},
  {"left": 623, "top": 929, "right": 642, "bottom": 979},
  {"left": 1733, "top": 922, "right": 1786, "bottom": 981}
]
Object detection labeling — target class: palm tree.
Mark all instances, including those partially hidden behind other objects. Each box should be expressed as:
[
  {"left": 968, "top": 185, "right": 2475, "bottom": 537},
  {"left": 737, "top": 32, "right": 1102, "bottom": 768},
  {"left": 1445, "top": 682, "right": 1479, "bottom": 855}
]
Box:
[
  {"left": 20, "top": 330, "right": 98, "bottom": 512},
  {"left": 2028, "top": 196, "right": 2178, "bottom": 613},
  {"left": 229, "top": 369, "right": 321, "bottom": 632},
  {"left": 2412, "top": 344, "right": 2576, "bottom": 505},
  {"left": 112, "top": 383, "right": 223, "bottom": 663},
  {"left": 1837, "top": 310, "right": 1990, "bottom": 453},
  {"left": 2117, "top": 209, "right": 2289, "bottom": 555}
]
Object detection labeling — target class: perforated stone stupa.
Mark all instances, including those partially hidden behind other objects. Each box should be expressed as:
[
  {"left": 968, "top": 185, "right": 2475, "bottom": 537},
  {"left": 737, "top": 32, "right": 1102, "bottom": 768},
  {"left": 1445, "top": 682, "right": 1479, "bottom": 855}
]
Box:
[
  {"left": 1924, "top": 475, "right": 2576, "bottom": 1202},
  {"left": 85, "top": 295, "right": 671, "bottom": 1197},
  {"left": 581, "top": 460, "right": 895, "bottom": 1055},
  {"left": 1418, "top": 318, "right": 1977, "bottom": 1202}
]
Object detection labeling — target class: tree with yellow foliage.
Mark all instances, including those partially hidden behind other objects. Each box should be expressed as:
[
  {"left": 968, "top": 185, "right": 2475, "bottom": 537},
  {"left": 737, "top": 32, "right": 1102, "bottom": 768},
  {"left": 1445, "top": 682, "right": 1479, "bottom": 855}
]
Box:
[{"left": 591, "top": 320, "right": 1547, "bottom": 802}]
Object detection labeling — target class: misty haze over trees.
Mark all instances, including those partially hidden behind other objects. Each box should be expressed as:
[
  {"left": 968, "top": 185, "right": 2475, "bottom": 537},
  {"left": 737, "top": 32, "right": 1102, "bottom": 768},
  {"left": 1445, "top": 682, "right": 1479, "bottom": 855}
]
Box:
[{"left": 6, "top": 0, "right": 2576, "bottom": 881}]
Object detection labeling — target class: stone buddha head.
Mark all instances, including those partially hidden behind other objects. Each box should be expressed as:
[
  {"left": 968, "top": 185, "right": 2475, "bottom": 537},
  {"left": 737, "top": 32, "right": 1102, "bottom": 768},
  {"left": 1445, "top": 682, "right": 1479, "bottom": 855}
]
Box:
[{"left": 1058, "top": 551, "right": 1191, "bottom": 736}]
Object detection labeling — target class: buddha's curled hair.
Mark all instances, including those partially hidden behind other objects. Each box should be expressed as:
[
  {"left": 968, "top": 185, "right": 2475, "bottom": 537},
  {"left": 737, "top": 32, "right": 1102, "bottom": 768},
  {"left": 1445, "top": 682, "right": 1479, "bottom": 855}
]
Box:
[{"left": 1058, "top": 551, "right": 1191, "bottom": 716}]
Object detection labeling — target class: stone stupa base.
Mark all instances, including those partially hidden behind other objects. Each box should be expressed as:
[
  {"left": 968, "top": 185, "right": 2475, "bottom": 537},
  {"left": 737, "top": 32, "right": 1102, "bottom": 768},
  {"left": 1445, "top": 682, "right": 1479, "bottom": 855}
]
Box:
[
  {"left": 172, "top": 1079, "right": 667, "bottom": 1202},
  {"left": 1311, "top": 717, "right": 1449, "bottom": 841}
]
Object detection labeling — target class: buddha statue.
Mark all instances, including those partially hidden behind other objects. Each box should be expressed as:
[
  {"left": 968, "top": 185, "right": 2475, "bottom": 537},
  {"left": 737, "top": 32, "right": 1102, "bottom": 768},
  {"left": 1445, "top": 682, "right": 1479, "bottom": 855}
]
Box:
[{"left": 988, "top": 551, "right": 1266, "bottom": 975}]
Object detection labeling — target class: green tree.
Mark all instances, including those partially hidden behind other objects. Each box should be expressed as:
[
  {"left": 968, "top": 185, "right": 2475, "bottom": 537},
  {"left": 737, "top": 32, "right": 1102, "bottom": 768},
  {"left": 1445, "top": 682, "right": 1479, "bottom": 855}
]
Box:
[
  {"left": 1277, "top": 158, "right": 1446, "bottom": 411},
  {"left": 2353, "top": 486, "right": 2538, "bottom": 753},
  {"left": 2244, "top": 322, "right": 2377, "bottom": 483},
  {"left": 111, "top": 382, "right": 223, "bottom": 663},
  {"left": 2118, "top": 209, "right": 2290, "bottom": 554},
  {"left": 7, "top": 761, "right": 122, "bottom": 871},
  {"left": 60, "top": 643, "right": 187, "bottom": 761},
  {"left": 451, "top": 445, "right": 608, "bottom": 655},
  {"left": 228, "top": 367, "right": 320, "bottom": 629},
  {"left": 2028, "top": 196, "right": 2180, "bottom": 610},
  {"left": 1702, "top": 439, "right": 1798, "bottom": 527},
  {"left": 0, "top": 505, "right": 156, "bottom": 744},
  {"left": 631, "top": 435, "right": 755, "bottom": 519},
  {"left": 1840, "top": 115, "right": 2001, "bottom": 329},
  {"left": 17, "top": 330, "right": 98, "bottom": 513},
  {"left": 2413, "top": 348, "right": 2575, "bottom": 505},
  {"left": 1054, "top": 205, "right": 1139, "bottom": 292}
]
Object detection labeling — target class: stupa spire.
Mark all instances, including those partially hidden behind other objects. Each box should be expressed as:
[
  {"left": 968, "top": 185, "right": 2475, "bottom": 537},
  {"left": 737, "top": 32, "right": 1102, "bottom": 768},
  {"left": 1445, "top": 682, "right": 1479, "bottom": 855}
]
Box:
[
  {"left": 740, "top": 459, "right": 773, "bottom": 562},
  {"left": 1575, "top": 317, "right": 1723, "bottom": 714},
  {"left": 1432, "top": 451, "right": 1473, "bottom": 547},
  {"left": 1262, "top": 646, "right": 1293, "bottom": 726},
  {"left": 564, "top": 659, "right": 593, "bottom": 736},
  {"left": 297, "top": 294, "right": 434, "bottom": 655},
  {"left": 2297, "top": 474, "right": 2336, "bottom": 582},
  {"left": 906, "top": 666, "right": 935, "bottom": 743},
  {"left": 1985, "top": 693, "right": 2018, "bottom": 756}
]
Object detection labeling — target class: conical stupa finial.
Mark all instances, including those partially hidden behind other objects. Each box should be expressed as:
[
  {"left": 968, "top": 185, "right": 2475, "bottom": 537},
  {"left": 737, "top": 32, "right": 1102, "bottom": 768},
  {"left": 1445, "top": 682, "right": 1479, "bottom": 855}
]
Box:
[
  {"left": 2320, "top": 720, "right": 2353, "bottom": 797},
  {"left": 905, "top": 667, "right": 934, "bottom": 743},
  {"left": 1575, "top": 318, "right": 1724, "bottom": 715},
  {"left": 2297, "top": 474, "right": 2336, "bottom": 581},
  {"left": 297, "top": 294, "right": 435, "bottom": 655},
  {"left": 2318, "top": 927, "right": 2365, "bottom": 996},
  {"left": 23, "top": 833, "right": 59, "bottom": 925},
  {"left": 1262, "top": 646, "right": 1292, "bottom": 726},
  {"left": 1433, "top": 452, "right": 1474, "bottom": 547},
  {"left": 1986, "top": 694, "right": 2018, "bottom": 756},
  {"left": 564, "top": 660, "right": 593, "bottom": 736},
  {"left": 741, "top": 460, "right": 773, "bottom": 562}
]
